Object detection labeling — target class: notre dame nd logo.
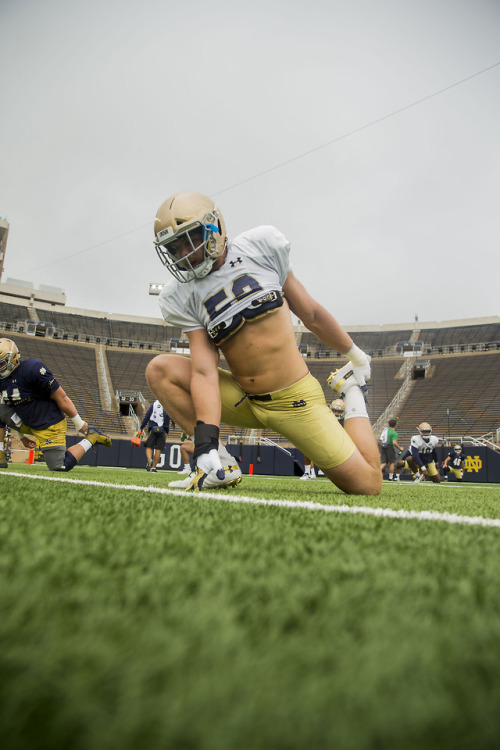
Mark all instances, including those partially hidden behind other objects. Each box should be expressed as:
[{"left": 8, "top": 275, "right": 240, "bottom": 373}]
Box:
[{"left": 463, "top": 455, "right": 482, "bottom": 473}]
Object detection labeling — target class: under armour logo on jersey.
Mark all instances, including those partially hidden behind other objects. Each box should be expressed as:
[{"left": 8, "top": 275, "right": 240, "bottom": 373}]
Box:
[
  {"left": 229, "top": 257, "right": 243, "bottom": 267},
  {"left": 292, "top": 400, "right": 307, "bottom": 408}
]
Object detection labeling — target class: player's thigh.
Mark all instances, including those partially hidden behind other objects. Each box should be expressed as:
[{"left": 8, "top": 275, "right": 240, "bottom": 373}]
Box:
[
  {"left": 0, "top": 405, "right": 18, "bottom": 429},
  {"left": 29, "top": 420, "right": 67, "bottom": 449},
  {"left": 42, "top": 445, "right": 66, "bottom": 470},
  {"left": 427, "top": 461, "right": 438, "bottom": 477},
  {"left": 146, "top": 353, "right": 192, "bottom": 388},
  {"left": 251, "top": 377, "right": 355, "bottom": 469}
]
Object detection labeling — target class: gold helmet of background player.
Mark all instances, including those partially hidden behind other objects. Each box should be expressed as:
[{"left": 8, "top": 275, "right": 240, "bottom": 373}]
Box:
[
  {"left": 330, "top": 398, "right": 345, "bottom": 420},
  {"left": 154, "top": 192, "right": 227, "bottom": 283},
  {"left": 0, "top": 338, "right": 20, "bottom": 379},
  {"left": 418, "top": 422, "right": 432, "bottom": 442}
]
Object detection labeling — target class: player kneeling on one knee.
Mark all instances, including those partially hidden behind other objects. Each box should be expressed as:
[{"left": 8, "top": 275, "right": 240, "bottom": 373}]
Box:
[
  {"left": 0, "top": 338, "right": 112, "bottom": 472},
  {"left": 146, "top": 192, "right": 381, "bottom": 495}
]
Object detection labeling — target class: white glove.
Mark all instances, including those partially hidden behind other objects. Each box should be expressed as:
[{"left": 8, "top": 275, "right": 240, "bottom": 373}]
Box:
[
  {"left": 197, "top": 448, "right": 224, "bottom": 478},
  {"left": 346, "top": 344, "right": 371, "bottom": 387}
]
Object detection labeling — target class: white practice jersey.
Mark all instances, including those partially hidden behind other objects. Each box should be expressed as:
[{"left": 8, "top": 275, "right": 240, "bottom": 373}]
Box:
[
  {"left": 410, "top": 434, "right": 439, "bottom": 455},
  {"left": 158, "top": 225, "right": 291, "bottom": 337}
]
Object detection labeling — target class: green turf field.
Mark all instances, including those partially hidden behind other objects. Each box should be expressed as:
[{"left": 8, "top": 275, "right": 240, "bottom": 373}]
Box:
[{"left": 1, "top": 464, "right": 500, "bottom": 750}]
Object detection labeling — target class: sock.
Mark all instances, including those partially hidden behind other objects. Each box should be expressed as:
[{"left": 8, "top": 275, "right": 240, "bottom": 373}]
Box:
[
  {"left": 183, "top": 463, "right": 191, "bottom": 471},
  {"left": 343, "top": 386, "right": 369, "bottom": 420},
  {"left": 389, "top": 473, "right": 393, "bottom": 480},
  {"left": 79, "top": 438, "right": 92, "bottom": 453}
]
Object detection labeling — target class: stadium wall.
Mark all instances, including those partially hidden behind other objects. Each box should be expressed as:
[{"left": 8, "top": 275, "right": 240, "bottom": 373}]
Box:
[{"left": 66, "top": 438, "right": 500, "bottom": 482}]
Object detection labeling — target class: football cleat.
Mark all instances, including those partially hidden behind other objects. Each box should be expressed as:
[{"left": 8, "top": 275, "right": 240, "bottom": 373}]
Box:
[
  {"left": 0, "top": 450, "right": 8, "bottom": 469},
  {"left": 146, "top": 458, "right": 153, "bottom": 471},
  {"left": 300, "top": 473, "right": 312, "bottom": 480},
  {"left": 413, "top": 473, "right": 424, "bottom": 483},
  {"left": 168, "top": 471, "right": 197, "bottom": 489},
  {"left": 169, "top": 464, "right": 242, "bottom": 491},
  {"left": 327, "top": 363, "right": 367, "bottom": 398},
  {"left": 86, "top": 426, "right": 112, "bottom": 448}
]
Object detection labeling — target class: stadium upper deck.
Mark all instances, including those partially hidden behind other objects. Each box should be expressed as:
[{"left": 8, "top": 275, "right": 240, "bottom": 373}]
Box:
[{"left": 1, "top": 292, "right": 499, "bottom": 446}]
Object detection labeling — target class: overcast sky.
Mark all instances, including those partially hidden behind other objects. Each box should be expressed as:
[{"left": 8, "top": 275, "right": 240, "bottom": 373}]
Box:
[{"left": 1, "top": 0, "right": 499, "bottom": 328}]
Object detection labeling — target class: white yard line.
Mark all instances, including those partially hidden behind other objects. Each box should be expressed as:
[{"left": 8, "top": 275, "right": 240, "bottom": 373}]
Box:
[{"left": 3, "top": 470, "right": 500, "bottom": 529}]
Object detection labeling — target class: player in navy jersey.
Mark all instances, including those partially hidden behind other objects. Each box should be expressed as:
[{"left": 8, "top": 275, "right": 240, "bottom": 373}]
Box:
[
  {"left": 146, "top": 192, "right": 381, "bottom": 495},
  {"left": 0, "top": 338, "right": 112, "bottom": 471},
  {"left": 442, "top": 444, "right": 465, "bottom": 481}
]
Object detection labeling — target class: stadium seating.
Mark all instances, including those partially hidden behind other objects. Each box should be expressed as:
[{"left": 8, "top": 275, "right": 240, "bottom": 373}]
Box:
[
  {"left": 1, "top": 299, "right": 499, "bottom": 449},
  {"left": 0, "top": 300, "right": 29, "bottom": 327},
  {"left": 394, "top": 352, "right": 500, "bottom": 445}
]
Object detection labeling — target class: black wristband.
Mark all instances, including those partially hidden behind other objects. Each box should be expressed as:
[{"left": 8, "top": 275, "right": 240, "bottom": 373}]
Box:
[{"left": 193, "top": 422, "right": 220, "bottom": 459}]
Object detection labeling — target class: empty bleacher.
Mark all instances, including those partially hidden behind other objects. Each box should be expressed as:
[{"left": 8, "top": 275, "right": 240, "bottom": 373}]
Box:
[
  {"left": 1, "top": 296, "right": 499, "bottom": 449},
  {"left": 299, "top": 329, "right": 414, "bottom": 357},
  {"left": 395, "top": 352, "right": 500, "bottom": 445},
  {"left": 0, "top": 300, "right": 29, "bottom": 327},
  {"left": 106, "top": 349, "right": 157, "bottom": 403},
  {"left": 420, "top": 323, "right": 500, "bottom": 351}
]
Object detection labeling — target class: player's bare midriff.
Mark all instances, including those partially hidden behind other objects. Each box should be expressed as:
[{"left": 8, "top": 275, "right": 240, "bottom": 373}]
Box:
[{"left": 220, "top": 302, "right": 308, "bottom": 395}]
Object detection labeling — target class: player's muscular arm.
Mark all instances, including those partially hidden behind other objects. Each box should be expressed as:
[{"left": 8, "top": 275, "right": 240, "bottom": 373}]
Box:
[
  {"left": 50, "top": 386, "right": 88, "bottom": 434},
  {"left": 283, "top": 272, "right": 353, "bottom": 353},
  {"left": 50, "top": 386, "right": 79, "bottom": 417},
  {"left": 187, "top": 329, "right": 222, "bottom": 426}
]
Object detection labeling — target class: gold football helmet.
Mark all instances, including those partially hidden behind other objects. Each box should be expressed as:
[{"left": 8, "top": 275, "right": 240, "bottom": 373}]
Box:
[
  {"left": 0, "top": 338, "right": 20, "bottom": 378},
  {"left": 453, "top": 444, "right": 462, "bottom": 454},
  {"left": 330, "top": 398, "right": 345, "bottom": 420},
  {"left": 418, "top": 422, "right": 432, "bottom": 442},
  {"left": 154, "top": 192, "right": 227, "bottom": 282}
]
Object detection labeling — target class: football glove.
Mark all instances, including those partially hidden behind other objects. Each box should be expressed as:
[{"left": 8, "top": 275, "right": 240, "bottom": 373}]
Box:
[
  {"left": 191, "top": 422, "right": 225, "bottom": 488},
  {"left": 346, "top": 344, "right": 371, "bottom": 387}
]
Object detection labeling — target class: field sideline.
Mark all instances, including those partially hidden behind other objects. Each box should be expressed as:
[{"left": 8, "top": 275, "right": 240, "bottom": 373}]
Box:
[{"left": 1, "top": 465, "right": 500, "bottom": 749}]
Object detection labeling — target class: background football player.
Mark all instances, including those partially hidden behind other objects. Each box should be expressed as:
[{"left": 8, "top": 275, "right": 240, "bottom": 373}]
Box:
[
  {"left": 408, "top": 422, "right": 441, "bottom": 484},
  {"left": 147, "top": 192, "right": 381, "bottom": 495},
  {"left": 136, "top": 398, "right": 172, "bottom": 473},
  {"left": 0, "top": 338, "right": 112, "bottom": 472},
  {"left": 442, "top": 444, "right": 465, "bottom": 482}
]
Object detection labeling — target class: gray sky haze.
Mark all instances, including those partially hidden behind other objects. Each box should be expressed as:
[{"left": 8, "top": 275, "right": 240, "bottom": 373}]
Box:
[{"left": 1, "top": 0, "right": 499, "bottom": 327}]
